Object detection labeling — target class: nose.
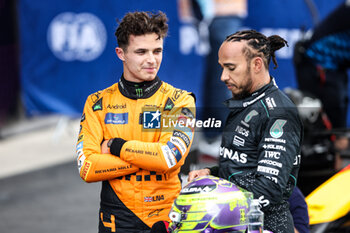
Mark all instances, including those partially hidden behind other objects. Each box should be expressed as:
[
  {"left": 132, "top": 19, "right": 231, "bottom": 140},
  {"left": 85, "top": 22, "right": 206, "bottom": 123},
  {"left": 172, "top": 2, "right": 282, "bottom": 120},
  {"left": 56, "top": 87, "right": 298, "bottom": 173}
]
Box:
[
  {"left": 146, "top": 52, "right": 156, "bottom": 64},
  {"left": 220, "top": 69, "right": 229, "bottom": 82}
]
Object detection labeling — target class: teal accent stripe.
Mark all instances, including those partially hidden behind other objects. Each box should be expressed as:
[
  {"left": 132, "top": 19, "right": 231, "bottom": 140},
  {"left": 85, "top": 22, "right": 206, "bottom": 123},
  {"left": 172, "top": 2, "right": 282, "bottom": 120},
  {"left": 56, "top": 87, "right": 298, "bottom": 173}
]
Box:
[
  {"left": 290, "top": 174, "right": 297, "bottom": 186},
  {"left": 228, "top": 171, "right": 243, "bottom": 181},
  {"left": 260, "top": 100, "right": 270, "bottom": 118}
]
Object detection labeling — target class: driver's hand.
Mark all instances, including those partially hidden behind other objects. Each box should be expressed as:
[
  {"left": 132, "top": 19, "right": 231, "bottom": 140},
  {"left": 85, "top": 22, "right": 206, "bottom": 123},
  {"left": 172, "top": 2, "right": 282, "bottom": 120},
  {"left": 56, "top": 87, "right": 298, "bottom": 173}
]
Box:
[{"left": 187, "top": 168, "right": 210, "bottom": 182}]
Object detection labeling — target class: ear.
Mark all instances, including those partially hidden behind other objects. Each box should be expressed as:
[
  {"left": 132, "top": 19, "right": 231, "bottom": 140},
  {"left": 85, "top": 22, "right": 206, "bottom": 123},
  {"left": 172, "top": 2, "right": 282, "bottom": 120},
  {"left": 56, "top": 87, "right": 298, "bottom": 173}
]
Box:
[
  {"left": 115, "top": 47, "right": 125, "bottom": 61},
  {"left": 252, "top": 57, "right": 263, "bottom": 73}
]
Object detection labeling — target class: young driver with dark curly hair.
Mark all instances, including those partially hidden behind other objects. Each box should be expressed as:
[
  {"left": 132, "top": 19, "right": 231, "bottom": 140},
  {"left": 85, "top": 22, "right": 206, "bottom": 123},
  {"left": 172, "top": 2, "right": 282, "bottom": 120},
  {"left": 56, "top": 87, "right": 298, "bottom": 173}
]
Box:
[{"left": 76, "top": 11, "right": 196, "bottom": 233}]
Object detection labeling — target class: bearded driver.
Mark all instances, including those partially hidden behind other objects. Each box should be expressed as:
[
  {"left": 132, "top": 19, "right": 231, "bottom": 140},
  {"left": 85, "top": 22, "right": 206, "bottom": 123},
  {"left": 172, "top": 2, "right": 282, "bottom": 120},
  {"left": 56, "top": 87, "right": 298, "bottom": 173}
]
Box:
[
  {"left": 188, "top": 30, "right": 303, "bottom": 233},
  {"left": 76, "top": 11, "right": 196, "bottom": 233}
]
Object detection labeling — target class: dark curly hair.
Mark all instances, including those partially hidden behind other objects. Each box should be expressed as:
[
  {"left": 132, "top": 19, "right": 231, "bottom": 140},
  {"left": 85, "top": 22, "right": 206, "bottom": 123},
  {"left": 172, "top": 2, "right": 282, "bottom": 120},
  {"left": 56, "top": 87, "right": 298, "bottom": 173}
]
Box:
[
  {"left": 115, "top": 11, "right": 168, "bottom": 50},
  {"left": 225, "top": 29, "right": 288, "bottom": 69}
]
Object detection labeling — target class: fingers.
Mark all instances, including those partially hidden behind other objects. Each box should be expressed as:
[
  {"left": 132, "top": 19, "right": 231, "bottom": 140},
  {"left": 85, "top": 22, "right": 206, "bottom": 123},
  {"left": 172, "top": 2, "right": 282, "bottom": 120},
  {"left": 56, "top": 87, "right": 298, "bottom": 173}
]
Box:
[
  {"left": 187, "top": 171, "right": 198, "bottom": 182},
  {"left": 101, "top": 140, "right": 109, "bottom": 154},
  {"left": 187, "top": 169, "right": 211, "bottom": 182}
]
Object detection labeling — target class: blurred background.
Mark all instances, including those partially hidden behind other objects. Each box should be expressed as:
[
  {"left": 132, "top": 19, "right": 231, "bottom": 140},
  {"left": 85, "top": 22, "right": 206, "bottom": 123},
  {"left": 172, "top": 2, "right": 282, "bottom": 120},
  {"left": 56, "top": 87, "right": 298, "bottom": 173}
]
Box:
[{"left": 0, "top": 0, "right": 349, "bottom": 232}]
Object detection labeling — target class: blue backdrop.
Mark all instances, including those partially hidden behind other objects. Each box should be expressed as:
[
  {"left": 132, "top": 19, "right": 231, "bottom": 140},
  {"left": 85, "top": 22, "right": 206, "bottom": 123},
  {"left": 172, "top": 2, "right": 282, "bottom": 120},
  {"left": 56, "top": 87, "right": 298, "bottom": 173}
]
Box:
[{"left": 18, "top": 0, "right": 347, "bottom": 124}]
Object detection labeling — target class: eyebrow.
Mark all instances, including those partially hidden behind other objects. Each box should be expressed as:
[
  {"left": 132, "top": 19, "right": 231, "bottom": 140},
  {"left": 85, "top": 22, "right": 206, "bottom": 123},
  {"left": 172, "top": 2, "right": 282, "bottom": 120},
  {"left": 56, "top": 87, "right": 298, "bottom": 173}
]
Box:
[
  {"left": 134, "top": 47, "right": 163, "bottom": 52},
  {"left": 222, "top": 63, "right": 236, "bottom": 67}
]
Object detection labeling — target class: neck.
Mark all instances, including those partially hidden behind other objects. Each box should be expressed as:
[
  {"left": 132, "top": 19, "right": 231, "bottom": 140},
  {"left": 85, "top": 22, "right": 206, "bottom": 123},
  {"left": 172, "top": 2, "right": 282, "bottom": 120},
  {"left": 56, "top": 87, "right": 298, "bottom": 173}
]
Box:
[
  {"left": 118, "top": 74, "right": 162, "bottom": 99},
  {"left": 251, "top": 71, "right": 270, "bottom": 93}
]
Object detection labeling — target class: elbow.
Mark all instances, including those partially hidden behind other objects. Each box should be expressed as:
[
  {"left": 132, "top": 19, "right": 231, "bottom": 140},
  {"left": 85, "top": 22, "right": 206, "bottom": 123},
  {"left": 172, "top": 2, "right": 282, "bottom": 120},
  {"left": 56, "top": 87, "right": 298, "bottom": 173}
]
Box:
[
  {"left": 79, "top": 161, "right": 94, "bottom": 183},
  {"left": 155, "top": 163, "right": 173, "bottom": 174},
  {"left": 80, "top": 175, "right": 95, "bottom": 183}
]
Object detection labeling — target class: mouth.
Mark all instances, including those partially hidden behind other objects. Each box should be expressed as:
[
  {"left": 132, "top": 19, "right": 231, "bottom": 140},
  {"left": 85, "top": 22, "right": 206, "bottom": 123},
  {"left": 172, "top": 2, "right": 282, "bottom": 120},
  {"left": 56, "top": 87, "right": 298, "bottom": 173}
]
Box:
[
  {"left": 144, "top": 67, "right": 156, "bottom": 73},
  {"left": 225, "top": 83, "right": 236, "bottom": 89}
]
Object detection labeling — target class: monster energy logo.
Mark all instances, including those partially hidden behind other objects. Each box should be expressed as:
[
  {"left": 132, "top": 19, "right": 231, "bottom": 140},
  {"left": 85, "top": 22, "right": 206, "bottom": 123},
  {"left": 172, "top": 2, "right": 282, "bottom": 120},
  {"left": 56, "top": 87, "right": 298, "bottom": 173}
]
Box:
[{"left": 136, "top": 88, "right": 143, "bottom": 97}]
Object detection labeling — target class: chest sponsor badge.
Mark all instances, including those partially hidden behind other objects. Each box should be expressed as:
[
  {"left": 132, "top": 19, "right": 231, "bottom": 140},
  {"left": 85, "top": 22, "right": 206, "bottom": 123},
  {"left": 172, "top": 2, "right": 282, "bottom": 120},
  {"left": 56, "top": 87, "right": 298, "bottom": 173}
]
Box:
[{"left": 104, "top": 113, "right": 128, "bottom": 125}]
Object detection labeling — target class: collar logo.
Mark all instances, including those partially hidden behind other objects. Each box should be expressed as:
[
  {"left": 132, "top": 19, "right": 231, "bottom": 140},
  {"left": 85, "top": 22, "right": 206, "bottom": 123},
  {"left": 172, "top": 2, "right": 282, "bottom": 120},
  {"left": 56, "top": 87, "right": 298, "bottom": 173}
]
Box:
[{"left": 135, "top": 88, "right": 143, "bottom": 97}]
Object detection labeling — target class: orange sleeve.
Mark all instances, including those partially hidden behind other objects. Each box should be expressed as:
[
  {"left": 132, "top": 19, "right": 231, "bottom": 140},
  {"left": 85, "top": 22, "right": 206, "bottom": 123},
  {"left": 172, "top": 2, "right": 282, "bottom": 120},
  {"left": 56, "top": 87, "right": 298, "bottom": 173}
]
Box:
[
  {"left": 76, "top": 94, "right": 139, "bottom": 183},
  {"left": 120, "top": 93, "right": 196, "bottom": 173}
]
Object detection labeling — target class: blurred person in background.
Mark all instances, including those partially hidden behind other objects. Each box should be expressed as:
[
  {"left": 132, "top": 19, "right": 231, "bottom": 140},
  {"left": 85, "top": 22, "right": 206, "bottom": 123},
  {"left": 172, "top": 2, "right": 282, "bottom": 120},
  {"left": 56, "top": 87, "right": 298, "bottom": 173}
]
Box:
[
  {"left": 0, "top": 0, "right": 20, "bottom": 130},
  {"left": 76, "top": 11, "right": 196, "bottom": 233},
  {"left": 288, "top": 186, "right": 309, "bottom": 233},
  {"left": 293, "top": 0, "right": 350, "bottom": 195},
  {"left": 294, "top": 0, "right": 350, "bottom": 163},
  {"left": 178, "top": 0, "right": 247, "bottom": 157},
  {"left": 188, "top": 30, "right": 304, "bottom": 233}
]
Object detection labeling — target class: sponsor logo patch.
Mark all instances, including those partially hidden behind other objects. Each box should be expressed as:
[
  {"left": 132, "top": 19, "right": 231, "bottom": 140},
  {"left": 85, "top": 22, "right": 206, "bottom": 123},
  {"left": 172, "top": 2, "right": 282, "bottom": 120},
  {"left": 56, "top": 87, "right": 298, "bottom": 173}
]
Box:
[
  {"left": 270, "top": 119, "right": 287, "bottom": 138},
  {"left": 233, "top": 135, "right": 245, "bottom": 147},
  {"left": 220, "top": 147, "right": 247, "bottom": 164},
  {"left": 262, "top": 144, "right": 286, "bottom": 151},
  {"left": 78, "top": 134, "right": 83, "bottom": 142},
  {"left": 235, "top": 125, "right": 249, "bottom": 137},
  {"left": 161, "top": 145, "right": 176, "bottom": 168},
  {"left": 144, "top": 195, "right": 165, "bottom": 202},
  {"left": 265, "top": 97, "right": 276, "bottom": 110},
  {"left": 259, "top": 159, "right": 282, "bottom": 168},
  {"left": 81, "top": 161, "right": 92, "bottom": 179},
  {"left": 164, "top": 98, "right": 175, "bottom": 111},
  {"left": 171, "top": 89, "right": 184, "bottom": 102},
  {"left": 264, "top": 151, "right": 281, "bottom": 159},
  {"left": 173, "top": 130, "right": 190, "bottom": 147},
  {"left": 181, "top": 185, "right": 216, "bottom": 194},
  {"left": 80, "top": 113, "right": 85, "bottom": 122},
  {"left": 107, "top": 103, "right": 126, "bottom": 109},
  {"left": 244, "top": 110, "right": 258, "bottom": 123},
  {"left": 104, "top": 113, "right": 128, "bottom": 125},
  {"left": 170, "top": 136, "right": 187, "bottom": 155},
  {"left": 167, "top": 141, "right": 182, "bottom": 162},
  {"left": 77, "top": 154, "right": 86, "bottom": 172},
  {"left": 257, "top": 165, "right": 279, "bottom": 176},
  {"left": 148, "top": 209, "right": 164, "bottom": 218},
  {"left": 76, "top": 141, "right": 83, "bottom": 151},
  {"left": 92, "top": 98, "right": 103, "bottom": 111},
  {"left": 181, "top": 107, "right": 194, "bottom": 119}
]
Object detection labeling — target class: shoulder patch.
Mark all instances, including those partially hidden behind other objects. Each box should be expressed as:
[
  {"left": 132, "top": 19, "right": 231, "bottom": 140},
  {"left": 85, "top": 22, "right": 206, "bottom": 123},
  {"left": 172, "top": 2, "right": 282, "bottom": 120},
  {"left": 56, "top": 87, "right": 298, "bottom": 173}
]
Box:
[
  {"left": 90, "top": 91, "right": 102, "bottom": 104},
  {"left": 80, "top": 113, "right": 86, "bottom": 122},
  {"left": 164, "top": 98, "right": 175, "bottom": 111},
  {"left": 92, "top": 98, "right": 103, "bottom": 111},
  {"left": 181, "top": 107, "right": 194, "bottom": 119},
  {"left": 171, "top": 89, "right": 185, "bottom": 102},
  {"left": 270, "top": 119, "right": 287, "bottom": 138}
]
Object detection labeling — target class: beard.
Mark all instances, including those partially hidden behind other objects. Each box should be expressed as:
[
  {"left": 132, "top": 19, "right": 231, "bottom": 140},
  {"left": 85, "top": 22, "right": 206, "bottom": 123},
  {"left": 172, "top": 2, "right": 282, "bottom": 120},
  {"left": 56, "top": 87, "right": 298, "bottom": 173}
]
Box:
[{"left": 232, "top": 67, "right": 254, "bottom": 100}]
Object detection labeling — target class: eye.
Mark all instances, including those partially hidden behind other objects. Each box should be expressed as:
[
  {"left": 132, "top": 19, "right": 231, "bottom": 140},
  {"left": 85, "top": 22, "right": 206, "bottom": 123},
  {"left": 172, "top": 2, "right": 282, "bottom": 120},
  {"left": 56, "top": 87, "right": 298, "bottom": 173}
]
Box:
[
  {"left": 228, "top": 66, "right": 235, "bottom": 71},
  {"left": 135, "top": 50, "right": 146, "bottom": 55},
  {"left": 154, "top": 49, "right": 162, "bottom": 54}
]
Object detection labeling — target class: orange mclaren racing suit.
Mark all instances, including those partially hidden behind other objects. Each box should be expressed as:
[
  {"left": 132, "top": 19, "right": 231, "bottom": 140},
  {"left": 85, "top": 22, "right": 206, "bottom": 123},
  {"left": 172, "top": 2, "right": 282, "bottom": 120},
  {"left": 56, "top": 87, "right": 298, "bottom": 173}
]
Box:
[{"left": 76, "top": 76, "right": 195, "bottom": 232}]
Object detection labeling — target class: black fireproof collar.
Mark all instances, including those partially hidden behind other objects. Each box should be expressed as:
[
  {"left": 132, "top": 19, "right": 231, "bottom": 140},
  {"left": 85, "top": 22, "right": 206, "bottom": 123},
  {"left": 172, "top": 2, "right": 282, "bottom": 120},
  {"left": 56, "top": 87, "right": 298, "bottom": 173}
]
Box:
[{"left": 118, "top": 74, "right": 162, "bottom": 99}]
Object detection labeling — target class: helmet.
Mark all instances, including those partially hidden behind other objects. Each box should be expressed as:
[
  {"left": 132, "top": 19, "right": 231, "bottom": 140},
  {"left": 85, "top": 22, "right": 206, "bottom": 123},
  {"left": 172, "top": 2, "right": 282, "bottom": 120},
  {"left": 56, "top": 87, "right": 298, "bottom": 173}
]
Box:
[{"left": 168, "top": 175, "right": 252, "bottom": 233}]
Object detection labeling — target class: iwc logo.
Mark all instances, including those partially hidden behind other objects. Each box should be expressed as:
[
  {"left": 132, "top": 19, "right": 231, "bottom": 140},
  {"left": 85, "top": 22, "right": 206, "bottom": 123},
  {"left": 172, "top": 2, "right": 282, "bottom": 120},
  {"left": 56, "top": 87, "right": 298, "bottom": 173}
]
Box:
[{"left": 47, "top": 12, "right": 107, "bottom": 62}]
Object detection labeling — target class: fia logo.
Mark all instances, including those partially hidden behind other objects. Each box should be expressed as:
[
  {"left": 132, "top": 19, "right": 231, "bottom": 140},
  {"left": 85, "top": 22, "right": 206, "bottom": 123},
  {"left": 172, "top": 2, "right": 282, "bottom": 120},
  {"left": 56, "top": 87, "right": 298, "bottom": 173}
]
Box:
[
  {"left": 47, "top": 12, "right": 107, "bottom": 62},
  {"left": 143, "top": 110, "right": 161, "bottom": 129}
]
